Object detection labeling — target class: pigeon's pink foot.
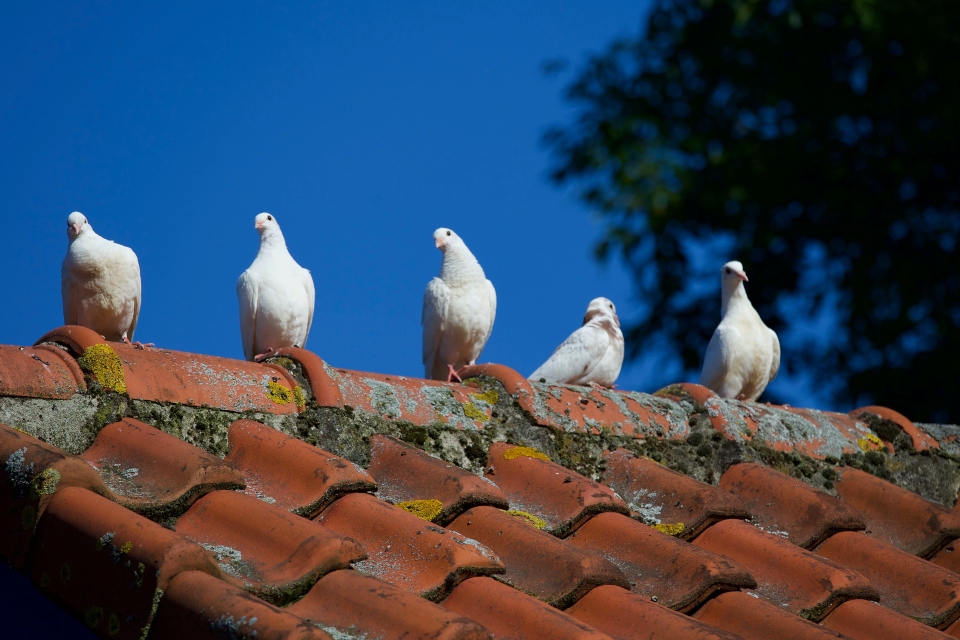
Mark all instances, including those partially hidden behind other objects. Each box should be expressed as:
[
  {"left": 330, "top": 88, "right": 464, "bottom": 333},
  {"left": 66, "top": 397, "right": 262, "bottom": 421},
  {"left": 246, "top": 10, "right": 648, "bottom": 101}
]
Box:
[
  {"left": 446, "top": 364, "right": 463, "bottom": 384},
  {"left": 589, "top": 382, "right": 609, "bottom": 390},
  {"left": 736, "top": 393, "right": 747, "bottom": 401},
  {"left": 254, "top": 348, "right": 275, "bottom": 363},
  {"left": 123, "top": 337, "right": 153, "bottom": 350}
]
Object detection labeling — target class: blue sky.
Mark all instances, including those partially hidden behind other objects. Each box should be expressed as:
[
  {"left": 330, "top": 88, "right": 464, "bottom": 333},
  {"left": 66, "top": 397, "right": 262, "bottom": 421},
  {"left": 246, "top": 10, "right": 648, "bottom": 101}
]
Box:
[{"left": 2, "top": 1, "right": 808, "bottom": 404}]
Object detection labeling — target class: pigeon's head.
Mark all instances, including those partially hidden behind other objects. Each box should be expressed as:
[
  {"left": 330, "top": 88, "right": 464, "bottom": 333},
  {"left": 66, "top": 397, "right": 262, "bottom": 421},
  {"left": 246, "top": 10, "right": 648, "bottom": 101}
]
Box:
[
  {"left": 66, "top": 212, "right": 89, "bottom": 239},
  {"left": 584, "top": 297, "right": 619, "bottom": 327},
  {"left": 433, "top": 228, "right": 463, "bottom": 253},
  {"left": 722, "top": 261, "right": 748, "bottom": 284}
]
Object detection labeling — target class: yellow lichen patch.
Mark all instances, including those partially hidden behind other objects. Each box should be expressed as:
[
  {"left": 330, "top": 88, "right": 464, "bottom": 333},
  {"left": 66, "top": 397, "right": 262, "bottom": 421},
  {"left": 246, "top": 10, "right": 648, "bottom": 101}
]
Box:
[
  {"left": 652, "top": 522, "right": 685, "bottom": 536},
  {"left": 857, "top": 432, "right": 884, "bottom": 452},
  {"left": 108, "top": 613, "right": 120, "bottom": 636},
  {"left": 506, "top": 509, "right": 547, "bottom": 529},
  {"left": 462, "top": 402, "right": 488, "bottom": 422},
  {"left": 78, "top": 344, "right": 126, "bottom": 394},
  {"left": 503, "top": 446, "right": 550, "bottom": 462},
  {"left": 266, "top": 380, "right": 293, "bottom": 404},
  {"left": 30, "top": 467, "right": 61, "bottom": 499},
  {"left": 120, "top": 541, "right": 133, "bottom": 554},
  {"left": 85, "top": 606, "right": 104, "bottom": 629},
  {"left": 292, "top": 386, "right": 306, "bottom": 408},
  {"left": 397, "top": 499, "right": 443, "bottom": 522},
  {"left": 470, "top": 390, "right": 499, "bottom": 405}
]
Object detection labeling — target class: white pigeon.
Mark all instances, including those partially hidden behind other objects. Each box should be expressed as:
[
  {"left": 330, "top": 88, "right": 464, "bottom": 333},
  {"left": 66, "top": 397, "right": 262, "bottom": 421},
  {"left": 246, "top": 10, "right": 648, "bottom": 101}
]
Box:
[
  {"left": 237, "top": 213, "right": 316, "bottom": 362},
  {"left": 529, "top": 297, "right": 624, "bottom": 388},
  {"left": 699, "top": 261, "right": 780, "bottom": 401},
  {"left": 422, "top": 228, "right": 497, "bottom": 382},
  {"left": 61, "top": 212, "right": 142, "bottom": 344}
]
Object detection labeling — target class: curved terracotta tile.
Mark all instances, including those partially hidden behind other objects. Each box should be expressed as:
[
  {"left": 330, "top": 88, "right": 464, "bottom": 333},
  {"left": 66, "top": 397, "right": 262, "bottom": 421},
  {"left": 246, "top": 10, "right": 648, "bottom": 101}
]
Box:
[
  {"left": 0, "top": 344, "right": 85, "bottom": 399},
  {"left": 566, "top": 585, "right": 743, "bottom": 640},
  {"left": 441, "top": 576, "right": 611, "bottom": 640},
  {"left": 328, "top": 368, "right": 494, "bottom": 429},
  {"left": 691, "top": 519, "right": 877, "bottom": 621},
  {"left": 931, "top": 539, "right": 960, "bottom": 574},
  {"left": 81, "top": 418, "right": 245, "bottom": 520},
  {"left": 719, "top": 463, "right": 865, "bottom": 548},
  {"left": 225, "top": 420, "right": 375, "bottom": 518},
  {"left": 822, "top": 598, "right": 955, "bottom": 640},
  {"left": 150, "top": 570, "right": 331, "bottom": 640},
  {"left": 692, "top": 591, "right": 853, "bottom": 640},
  {"left": 566, "top": 512, "right": 755, "bottom": 612},
  {"left": 176, "top": 490, "right": 366, "bottom": 605},
  {"left": 835, "top": 467, "right": 960, "bottom": 558},
  {"left": 31, "top": 487, "right": 221, "bottom": 640},
  {"left": 447, "top": 506, "right": 629, "bottom": 608},
  {"left": 259, "top": 347, "right": 344, "bottom": 407},
  {"left": 0, "top": 424, "right": 110, "bottom": 569},
  {"left": 484, "top": 442, "right": 629, "bottom": 537},
  {"left": 288, "top": 569, "right": 492, "bottom": 640},
  {"left": 602, "top": 450, "right": 749, "bottom": 539},
  {"left": 816, "top": 531, "right": 960, "bottom": 629},
  {"left": 36, "top": 325, "right": 108, "bottom": 354},
  {"left": 314, "top": 492, "right": 503, "bottom": 601},
  {"left": 368, "top": 435, "right": 507, "bottom": 524},
  {"left": 849, "top": 405, "right": 938, "bottom": 452},
  {"left": 459, "top": 363, "right": 532, "bottom": 396}
]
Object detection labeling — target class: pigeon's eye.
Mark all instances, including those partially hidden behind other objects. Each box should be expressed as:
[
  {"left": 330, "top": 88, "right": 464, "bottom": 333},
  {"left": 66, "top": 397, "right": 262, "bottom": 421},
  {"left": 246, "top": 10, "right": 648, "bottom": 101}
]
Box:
[
  {"left": 725, "top": 267, "right": 731, "bottom": 274},
  {"left": 267, "top": 215, "right": 273, "bottom": 221},
  {"left": 446, "top": 230, "right": 451, "bottom": 236}
]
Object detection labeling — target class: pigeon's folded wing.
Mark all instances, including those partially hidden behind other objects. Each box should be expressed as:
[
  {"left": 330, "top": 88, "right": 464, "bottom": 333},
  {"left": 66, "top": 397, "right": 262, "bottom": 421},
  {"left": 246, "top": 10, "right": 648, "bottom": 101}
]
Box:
[
  {"left": 302, "top": 269, "right": 316, "bottom": 348},
  {"left": 530, "top": 325, "right": 609, "bottom": 384},
  {"left": 768, "top": 328, "right": 781, "bottom": 384},
  {"left": 237, "top": 271, "right": 259, "bottom": 361},
  {"left": 422, "top": 277, "right": 450, "bottom": 373},
  {"left": 483, "top": 279, "right": 497, "bottom": 344},
  {"left": 126, "top": 248, "right": 142, "bottom": 341},
  {"left": 699, "top": 324, "right": 738, "bottom": 391}
]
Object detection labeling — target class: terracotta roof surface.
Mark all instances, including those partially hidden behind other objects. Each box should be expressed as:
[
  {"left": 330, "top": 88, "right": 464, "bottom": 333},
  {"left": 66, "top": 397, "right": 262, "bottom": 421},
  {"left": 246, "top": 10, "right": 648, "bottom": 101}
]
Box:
[{"left": 2, "top": 324, "right": 960, "bottom": 639}]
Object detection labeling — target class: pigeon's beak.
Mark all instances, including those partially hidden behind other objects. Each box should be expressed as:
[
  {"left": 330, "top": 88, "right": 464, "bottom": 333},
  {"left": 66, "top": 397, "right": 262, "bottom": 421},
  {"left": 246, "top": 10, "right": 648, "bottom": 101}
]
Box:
[
  {"left": 69, "top": 223, "right": 82, "bottom": 235},
  {"left": 435, "top": 237, "right": 444, "bottom": 249},
  {"left": 255, "top": 221, "right": 264, "bottom": 231},
  {"left": 737, "top": 270, "right": 749, "bottom": 282}
]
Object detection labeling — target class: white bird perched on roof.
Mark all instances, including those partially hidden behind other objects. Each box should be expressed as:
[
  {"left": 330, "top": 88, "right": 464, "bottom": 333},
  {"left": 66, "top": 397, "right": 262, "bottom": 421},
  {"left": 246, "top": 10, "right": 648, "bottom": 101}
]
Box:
[
  {"left": 61, "top": 212, "right": 142, "bottom": 344},
  {"left": 422, "top": 228, "right": 497, "bottom": 382},
  {"left": 237, "top": 213, "right": 315, "bottom": 362},
  {"left": 699, "top": 260, "right": 780, "bottom": 401},
  {"left": 529, "top": 297, "right": 624, "bottom": 388}
]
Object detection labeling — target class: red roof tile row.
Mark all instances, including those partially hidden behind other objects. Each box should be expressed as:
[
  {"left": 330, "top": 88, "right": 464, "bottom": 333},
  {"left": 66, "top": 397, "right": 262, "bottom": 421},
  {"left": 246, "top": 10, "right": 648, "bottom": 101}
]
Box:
[{"left": 1, "top": 327, "right": 958, "bottom": 640}]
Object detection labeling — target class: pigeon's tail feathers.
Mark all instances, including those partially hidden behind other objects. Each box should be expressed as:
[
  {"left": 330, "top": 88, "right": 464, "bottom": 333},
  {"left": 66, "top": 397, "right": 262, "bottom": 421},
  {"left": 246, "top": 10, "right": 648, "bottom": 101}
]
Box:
[
  {"left": 699, "top": 325, "right": 737, "bottom": 392},
  {"left": 237, "top": 271, "right": 259, "bottom": 361},
  {"left": 422, "top": 277, "right": 451, "bottom": 379},
  {"left": 482, "top": 279, "right": 497, "bottom": 348}
]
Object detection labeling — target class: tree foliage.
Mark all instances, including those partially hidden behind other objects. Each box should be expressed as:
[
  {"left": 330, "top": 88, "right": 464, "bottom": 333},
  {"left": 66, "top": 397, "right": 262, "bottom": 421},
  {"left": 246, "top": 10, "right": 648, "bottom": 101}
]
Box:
[{"left": 546, "top": 0, "right": 960, "bottom": 422}]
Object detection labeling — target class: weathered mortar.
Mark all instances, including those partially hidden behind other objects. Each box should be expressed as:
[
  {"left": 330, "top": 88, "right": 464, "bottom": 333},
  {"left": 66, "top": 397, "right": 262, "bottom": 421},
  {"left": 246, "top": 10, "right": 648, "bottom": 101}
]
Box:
[{"left": 3, "top": 370, "right": 960, "bottom": 513}]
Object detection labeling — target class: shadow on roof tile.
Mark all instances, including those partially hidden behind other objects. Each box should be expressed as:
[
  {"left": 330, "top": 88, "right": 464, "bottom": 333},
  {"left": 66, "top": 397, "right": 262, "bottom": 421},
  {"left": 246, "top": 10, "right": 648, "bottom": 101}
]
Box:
[
  {"left": 441, "top": 576, "right": 612, "bottom": 640},
  {"left": 719, "top": 462, "right": 865, "bottom": 548},
  {"left": 315, "top": 492, "right": 504, "bottom": 601},
  {"left": 566, "top": 584, "right": 743, "bottom": 640},
  {"left": 288, "top": 568, "right": 492, "bottom": 640},
  {"left": 259, "top": 347, "right": 343, "bottom": 407},
  {"left": 601, "top": 450, "right": 749, "bottom": 540},
  {"left": 81, "top": 418, "right": 246, "bottom": 521},
  {"left": 835, "top": 467, "right": 960, "bottom": 558},
  {"left": 821, "top": 598, "right": 955, "bottom": 640},
  {"left": 566, "top": 512, "right": 755, "bottom": 612},
  {"left": 692, "top": 519, "right": 878, "bottom": 621},
  {"left": 849, "top": 405, "right": 938, "bottom": 452},
  {"left": 692, "top": 590, "right": 853, "bottom": 640},
  {"left": 447, "top": 506, "right": 629, "bottom": 608},
  {"left": 368, "top": 435, "right": 507, "bottom": 525},
  {"left": 816, "top": 530, "right": 960, "bottom": 629},
  {"left": 0, "top": 424, "right": 110, "bottom": 570},
  {"left": 484, "top": 442, "right": 629, "bottom": 538},
  {"left": 175, "top": 490, "right": 366, "bottom": 606},
  {"left": 225, "top": 419, "right": 376, "bottom": 518},
  {"left": 31, "top": 487, "right": 221, "bottom": 640},
  {"left": 150, "top": 570, "right": 331, "bottom": 640}
]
